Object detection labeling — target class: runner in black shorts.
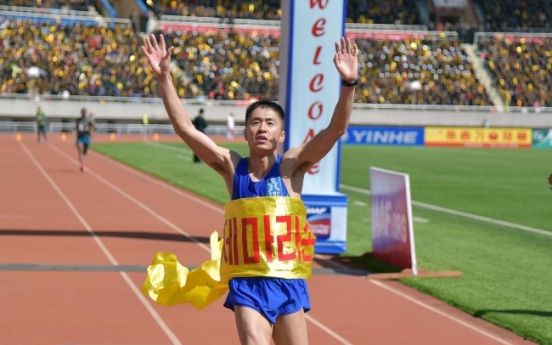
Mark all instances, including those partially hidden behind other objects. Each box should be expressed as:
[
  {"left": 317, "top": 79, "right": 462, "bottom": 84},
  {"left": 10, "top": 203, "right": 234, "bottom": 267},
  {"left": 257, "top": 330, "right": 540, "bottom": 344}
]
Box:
[{"left": 75, "top": 107, "right": 95, "bottom": 172}]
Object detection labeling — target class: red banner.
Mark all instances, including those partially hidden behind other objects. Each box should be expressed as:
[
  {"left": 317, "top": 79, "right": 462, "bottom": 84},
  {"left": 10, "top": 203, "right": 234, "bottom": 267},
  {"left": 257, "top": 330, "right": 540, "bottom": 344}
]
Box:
[{"left": 370, "top": 168, "right": 417, "bottom": 273}]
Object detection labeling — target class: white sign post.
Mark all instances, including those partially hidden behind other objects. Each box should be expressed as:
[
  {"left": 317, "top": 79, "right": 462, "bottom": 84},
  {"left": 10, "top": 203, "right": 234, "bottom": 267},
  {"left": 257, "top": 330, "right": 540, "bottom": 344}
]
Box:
[{"left": 279, "top": 0, "right": 348, "bottom": 254}]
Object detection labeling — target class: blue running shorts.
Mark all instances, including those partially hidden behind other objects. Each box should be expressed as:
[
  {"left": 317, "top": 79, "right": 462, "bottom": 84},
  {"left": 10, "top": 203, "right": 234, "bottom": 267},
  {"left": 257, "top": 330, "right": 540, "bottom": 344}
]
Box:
[
  {"left": 223, "top": 277, "right": 311, "bottom": 324},
  {"left": 77, "top": 135, "right": 91, "bottom": 146}
]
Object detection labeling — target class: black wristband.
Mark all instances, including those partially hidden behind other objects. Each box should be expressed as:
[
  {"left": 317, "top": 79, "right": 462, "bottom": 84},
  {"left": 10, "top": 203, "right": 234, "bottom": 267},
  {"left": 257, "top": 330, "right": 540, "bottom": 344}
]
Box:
[{"left": 341, "top": 79, "right": 358, "bottom": 87}]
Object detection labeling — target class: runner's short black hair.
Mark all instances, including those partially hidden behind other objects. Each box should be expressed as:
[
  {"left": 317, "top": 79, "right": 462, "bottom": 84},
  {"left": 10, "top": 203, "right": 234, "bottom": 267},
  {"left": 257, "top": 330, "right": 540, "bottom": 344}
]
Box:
[{"left": 245, "top": 100, "right": 285, "bottom": 124}]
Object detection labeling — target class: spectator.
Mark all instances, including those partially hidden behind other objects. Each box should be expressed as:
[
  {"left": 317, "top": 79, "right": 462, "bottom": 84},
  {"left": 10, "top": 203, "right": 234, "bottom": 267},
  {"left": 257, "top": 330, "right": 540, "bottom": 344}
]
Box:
[
  {"left": 226, "top": 112, "right": 235, "bottom": 141},
  {"left": 35, "top": 106, "right": 48, "bottom": 142},
  {"left": 192, "top": 108, "right": 207, "bottom": 162}
]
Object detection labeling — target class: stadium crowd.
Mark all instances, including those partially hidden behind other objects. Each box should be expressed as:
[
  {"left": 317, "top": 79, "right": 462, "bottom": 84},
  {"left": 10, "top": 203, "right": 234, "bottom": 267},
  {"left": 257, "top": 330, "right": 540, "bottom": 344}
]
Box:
[
  {"left": 154, "top": 0, "right": 281, "bottom": 20},
  {"left": 354, "top": 36, "right": 490, "bottom": 105},
  {"left": 475, "top": 0, "right": 550, "bottom": 31},
  {"left": 0, "top": 0, "right": 94, "bottom": 12},
  {"left": 477, "top": 35, "right": 552, "bottom": 107},
  {"left": 0, "top": 19, "right": 157, "bottom": 97},
  {"left": 154, "top": 0, "right": 421, "bottom": 25},
  {"left": 6, "top": 0, "right": 547, "bottom": 33},
  {"left": 162, "top": 30, "right": 280, "bottom": 100},
  {"left": 0, "top": 0, "right": 550, "bottom": 108}
]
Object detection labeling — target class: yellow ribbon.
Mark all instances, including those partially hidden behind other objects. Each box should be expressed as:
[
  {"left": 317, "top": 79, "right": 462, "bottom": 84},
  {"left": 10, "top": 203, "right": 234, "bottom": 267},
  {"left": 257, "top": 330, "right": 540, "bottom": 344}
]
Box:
[
  {"left": 141, "top": 231, "right": 227, "bottom": 309},
  {"left": 141, "top": 196, "right": 315, "bottom": 309}
]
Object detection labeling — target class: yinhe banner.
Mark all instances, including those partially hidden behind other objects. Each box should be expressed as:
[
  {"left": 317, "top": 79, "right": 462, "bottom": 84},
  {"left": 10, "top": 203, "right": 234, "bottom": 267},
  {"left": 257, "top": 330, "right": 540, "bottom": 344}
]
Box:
[{"left": 370, "top": 167, "right": 418, "bottom": 275}]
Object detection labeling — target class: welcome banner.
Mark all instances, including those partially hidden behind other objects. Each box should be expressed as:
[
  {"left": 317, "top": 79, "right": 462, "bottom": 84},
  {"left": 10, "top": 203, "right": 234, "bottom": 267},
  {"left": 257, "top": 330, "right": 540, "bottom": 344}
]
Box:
[
  {"left": 279, "top": 0, "right": 348, "bottom": 254},
  {"left": 279, "top": 0, "right": 345, "bottom": 193}
]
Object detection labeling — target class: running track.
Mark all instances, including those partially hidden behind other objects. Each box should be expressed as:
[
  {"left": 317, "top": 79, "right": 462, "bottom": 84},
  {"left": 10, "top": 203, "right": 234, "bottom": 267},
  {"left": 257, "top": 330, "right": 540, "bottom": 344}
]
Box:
[{"left": 0, "top": 133, "right": 534, "bottom": 345}]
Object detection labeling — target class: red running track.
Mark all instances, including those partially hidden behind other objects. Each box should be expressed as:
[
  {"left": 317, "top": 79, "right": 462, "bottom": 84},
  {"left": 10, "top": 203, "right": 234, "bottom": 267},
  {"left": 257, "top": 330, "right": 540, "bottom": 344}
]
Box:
[{"left": 0, "top": 133, "right": 534, "bottom": 345}]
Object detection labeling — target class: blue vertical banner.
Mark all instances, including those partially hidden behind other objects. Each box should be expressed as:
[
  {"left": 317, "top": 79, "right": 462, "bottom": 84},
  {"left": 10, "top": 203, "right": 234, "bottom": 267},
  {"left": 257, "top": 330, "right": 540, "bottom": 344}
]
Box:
[{"left": 279, "top": 0, "right": 348, "bottom": 254}]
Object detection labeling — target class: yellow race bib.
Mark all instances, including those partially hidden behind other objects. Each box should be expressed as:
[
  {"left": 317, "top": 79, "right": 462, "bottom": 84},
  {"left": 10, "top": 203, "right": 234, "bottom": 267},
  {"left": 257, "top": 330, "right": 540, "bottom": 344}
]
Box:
[
  {"left": 141, "top": 196, "right": 315, "bottom": 309},
  {"left": 221, "top": 196, "right": 315, "bottom": 282}
]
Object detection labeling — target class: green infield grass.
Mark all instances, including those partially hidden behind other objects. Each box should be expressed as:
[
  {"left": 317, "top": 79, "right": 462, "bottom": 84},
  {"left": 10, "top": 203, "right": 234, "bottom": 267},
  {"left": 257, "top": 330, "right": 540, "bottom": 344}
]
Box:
[{"left": 93, "top": 141, "right": 552, "bottom": 345}]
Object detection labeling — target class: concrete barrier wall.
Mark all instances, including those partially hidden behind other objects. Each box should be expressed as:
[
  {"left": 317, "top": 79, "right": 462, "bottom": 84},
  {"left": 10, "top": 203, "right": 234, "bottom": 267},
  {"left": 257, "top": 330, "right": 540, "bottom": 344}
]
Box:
[{"left": 2, "top": 97, "right": 551, "bottom": 128}]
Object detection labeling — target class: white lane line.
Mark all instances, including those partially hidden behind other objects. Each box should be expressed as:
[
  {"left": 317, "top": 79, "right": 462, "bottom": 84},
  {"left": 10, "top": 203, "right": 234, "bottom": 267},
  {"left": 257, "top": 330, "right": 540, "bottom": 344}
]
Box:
[
  {"left": 22, "top": 142, "right": 181, "bottom": 345},
  {"left": 86, "top": 149, "right": 357, "bottom": 345},
  {"left": 414, "top": 217, "right": 429, "bottom": 223},
  {"left": 305, "top": 314, "right": 355, "bottom": 345},
  {"left": 369, "top": 280, "right": 515, "bottom": 345},
  {"left": 176, "top": 154, "right": 189, "bottom": 161},
  {"left": 49, "top": 145, "right": 210, "bottom": 252},
  {"left": 145, "top": 141, "right": 192, "bottom": 155},
  {"left": 21, "top": 144, "right": 117, "bottom": 264},
  {"left": 91, "top": 151, "right": 224, "bottom": 215},
  {"left": 340, "top": 184, "right": 550, "bottom": 236}
]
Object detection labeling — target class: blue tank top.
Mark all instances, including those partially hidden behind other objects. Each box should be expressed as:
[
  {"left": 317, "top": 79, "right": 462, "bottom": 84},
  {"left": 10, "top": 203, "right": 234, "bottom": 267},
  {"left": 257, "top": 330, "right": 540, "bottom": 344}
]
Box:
[
  {"left": 225, "top": 155, "right": 309, "bottom": 320},
  {"left": 231, "top": 155, "right": 290, "bottom": 200}
]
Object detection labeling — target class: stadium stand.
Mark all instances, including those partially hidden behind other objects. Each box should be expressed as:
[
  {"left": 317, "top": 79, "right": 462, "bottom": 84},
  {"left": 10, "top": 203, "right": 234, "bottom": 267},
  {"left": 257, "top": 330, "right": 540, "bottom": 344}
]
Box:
[
  {"left": 475, "top": 32, "right": 552, "bottom": 108},
  {"left": 0, "top": 0, "right": 550, "bottom": 113},
  {"left": 474, "top": 0, "right": 551, "bottom": 31},
  {"left": 0, "top": 16, "right": 489, "bottom": 105},
  {"left": 152, "top": 0, "right": 281, "bottom": 20},
  {"left": 0, "top": 18, "right": 151, "bottom": 97},
  {"left": 151, "top": 0, "right": 422, "bottom": 25},
  {"left": 347, "top": 0, "right": 421, "bottom": 25},
  {"left": 348, "top": 30, "right": 491, "bottom": 105},
  {"left": 0, "top": 0, "right": 94, "bottom": 12}
]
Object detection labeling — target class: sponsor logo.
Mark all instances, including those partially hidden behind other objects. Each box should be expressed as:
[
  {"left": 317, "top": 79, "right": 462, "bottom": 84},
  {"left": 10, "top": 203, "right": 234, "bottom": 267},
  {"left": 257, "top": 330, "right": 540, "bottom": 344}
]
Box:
[
  {"left": 306, "top": 207, "right": 328, "bottom": 215},
  {"left": 308, "top": 215, "right": 331, "bottom": 239},
  {"left": 266, "top": 177, "right": 283, "bottom": 196},
  {"left": 425, "top": 127, "right": 532, "bottom": 148},
  {"left": 532, "top": 129, "right": 552, "bottom": 148},
  {"left": 306, "top": 207, "right": 331, "bottom": 239},
  {"left": 342, "top": 127, "right": 424, "bottom": 146}
]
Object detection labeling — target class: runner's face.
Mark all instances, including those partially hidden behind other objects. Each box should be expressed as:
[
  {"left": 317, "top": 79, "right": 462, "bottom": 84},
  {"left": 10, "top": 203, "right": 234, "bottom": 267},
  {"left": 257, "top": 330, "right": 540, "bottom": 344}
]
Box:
[{"left": 244, "top": 108, "right": 285, "bottom": 152}]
